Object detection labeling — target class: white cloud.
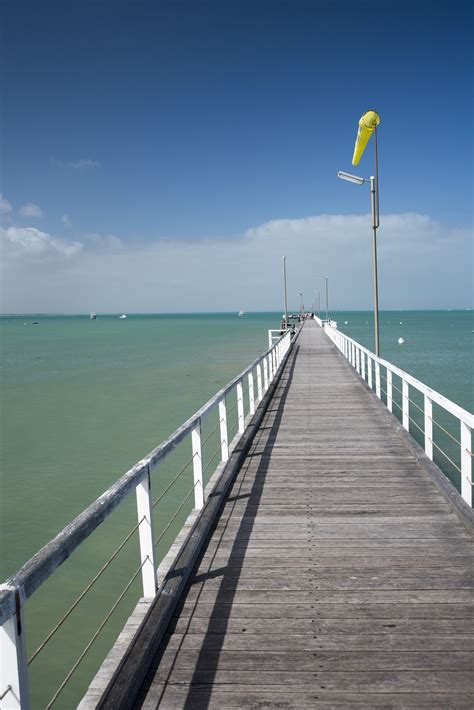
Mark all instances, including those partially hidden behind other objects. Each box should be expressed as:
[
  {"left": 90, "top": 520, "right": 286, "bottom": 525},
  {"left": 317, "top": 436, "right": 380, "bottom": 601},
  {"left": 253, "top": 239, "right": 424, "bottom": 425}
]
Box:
[
  {"left": 1, "top": 226, "right": 83, "bottom": 259},
  {"left": 61, "top": 214, "right": 72, "bottom": 228},
  {"left": 51, "top": 158, "right": 101, "bottom": 170},
  {"left": 0, "top": 194, "right": 12, "bottom": 214},
  {"left": 19, "top": 202, "right": 43, "bottom": 218},
  {"left": 0, "top": 213, "right": 471, "bottom": 313}
]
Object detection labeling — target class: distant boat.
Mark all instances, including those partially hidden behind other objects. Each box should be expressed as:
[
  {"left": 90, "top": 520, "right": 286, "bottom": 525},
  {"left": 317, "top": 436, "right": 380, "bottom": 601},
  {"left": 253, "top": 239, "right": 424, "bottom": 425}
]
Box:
[
  {"left": 119, "top": 314, "right": 127, "bottom": 319},
  {"left": 90, "top": 312, "right": 97, "bottom": 320},
  {"left": 238, "top": 310, "right": 245, "bottom": 317}
]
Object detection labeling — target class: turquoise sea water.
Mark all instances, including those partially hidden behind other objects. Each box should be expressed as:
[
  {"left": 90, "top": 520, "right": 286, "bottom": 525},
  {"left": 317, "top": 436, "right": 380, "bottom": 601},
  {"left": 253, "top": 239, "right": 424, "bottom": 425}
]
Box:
[{"left": 0, "top": 310, "right": 472, "bottom": 707}]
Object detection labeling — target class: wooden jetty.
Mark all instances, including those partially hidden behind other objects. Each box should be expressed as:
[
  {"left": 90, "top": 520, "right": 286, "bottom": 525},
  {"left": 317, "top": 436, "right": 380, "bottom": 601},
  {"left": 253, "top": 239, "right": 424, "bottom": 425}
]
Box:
[{"left": 92, "top": 321, "right": 474, "bottom": 708}]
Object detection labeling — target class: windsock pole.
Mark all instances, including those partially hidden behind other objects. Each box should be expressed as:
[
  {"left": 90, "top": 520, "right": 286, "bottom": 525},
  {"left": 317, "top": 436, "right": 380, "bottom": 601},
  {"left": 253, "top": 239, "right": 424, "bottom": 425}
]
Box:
[{"left": 371, "top": 125, "right": 380, "bottom": 356}]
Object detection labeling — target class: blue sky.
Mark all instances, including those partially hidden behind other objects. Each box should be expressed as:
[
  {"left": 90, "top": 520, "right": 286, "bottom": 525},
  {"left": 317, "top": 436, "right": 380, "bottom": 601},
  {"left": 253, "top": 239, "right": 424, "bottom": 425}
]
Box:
[{"left": 1, "top": 0, "right": 472, "bottom": 312}]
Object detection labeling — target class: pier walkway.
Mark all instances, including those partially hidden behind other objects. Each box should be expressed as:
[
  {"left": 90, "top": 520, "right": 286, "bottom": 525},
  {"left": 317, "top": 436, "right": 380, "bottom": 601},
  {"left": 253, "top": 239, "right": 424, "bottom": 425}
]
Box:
[{"left": 106, "top": 321, "right": 473, "bottom": 708}]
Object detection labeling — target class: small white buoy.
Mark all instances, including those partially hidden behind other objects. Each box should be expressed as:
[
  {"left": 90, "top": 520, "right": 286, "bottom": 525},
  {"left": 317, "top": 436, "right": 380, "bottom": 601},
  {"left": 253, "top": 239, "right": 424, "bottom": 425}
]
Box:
[
  {"left": 399, "top": 321, "right": 403, "bottom": 325},
  {"left": 398, "top": 337, "right": 405, "bottom": 345},
  {"left": 344, "top": 320, "right": 348, "bottom": 325}
]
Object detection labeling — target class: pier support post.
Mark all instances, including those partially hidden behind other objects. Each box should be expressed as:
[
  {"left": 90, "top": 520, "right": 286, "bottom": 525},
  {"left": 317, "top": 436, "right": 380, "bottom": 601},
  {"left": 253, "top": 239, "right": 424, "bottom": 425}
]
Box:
[
  {"left": 424, "top": 395, "right": 433, "bottom": 461},
  {"left": 237, "top": 380, "right": 245, "bottom": 434},
  {"left": 460, "top": 421, "right": 472, "bottom": 507},
  {"left": 219, "top": 399, "right": 229, "bottom": 462},
  {"left": 248, "top": 372, "right": 255, "bottom": 415},
  {"left": 402, "top": 380, "right": 409, "bottom": 431},
  {"left": 375, "top": 362, "right": 381, "bottom": 398},
  {"left": 0, "top": 591, "right": 30, "bottom": 710},
  {"left": 257, "top": 364, "right": 263, "bottom": 401},
  {"left": 135, "top": 470, "right": 157, "bottom": 597},
  {"left": 191, "top": 422, "right": 204, "bottom": 509},
  {"left": 263, "top": 358, "right": 269, "bottom": 391},
  {"left": 387, "top": 370, "right": 393, "bottom": 412}
]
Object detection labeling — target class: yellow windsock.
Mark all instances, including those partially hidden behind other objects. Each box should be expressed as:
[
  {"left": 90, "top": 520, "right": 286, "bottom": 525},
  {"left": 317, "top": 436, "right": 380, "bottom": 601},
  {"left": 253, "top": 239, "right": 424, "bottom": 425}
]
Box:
[{"left": 352, "top": 110, "right": 380, "bottom": 166}]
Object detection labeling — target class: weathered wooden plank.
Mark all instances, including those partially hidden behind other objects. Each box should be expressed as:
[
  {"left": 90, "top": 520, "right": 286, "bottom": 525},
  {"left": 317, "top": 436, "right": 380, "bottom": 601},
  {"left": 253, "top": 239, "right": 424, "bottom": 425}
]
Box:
[
  {"left": 174, "top": 601, "right": 474, "bottom": 620},
  {"left": 182, "top": 587, "right": 474, "bottom": 605},
  {"left": 163, "top": 631, "right": 474, "bottom": 652},
  {"left": 151, "top": 648, "right": 473, "bottom": 673},
  {"left": 168, "top": 615, "right": 474, "bottom": 636},
  {"left": 139, "top": 687, "right": 473, "bottom": 709}
]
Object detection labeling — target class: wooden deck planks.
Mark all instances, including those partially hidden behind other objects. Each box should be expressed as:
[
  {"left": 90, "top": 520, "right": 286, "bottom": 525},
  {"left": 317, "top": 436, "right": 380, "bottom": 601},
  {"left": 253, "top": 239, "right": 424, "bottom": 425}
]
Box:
[{"left": 136, "top": 321, "right": 473, "bottom": 707}]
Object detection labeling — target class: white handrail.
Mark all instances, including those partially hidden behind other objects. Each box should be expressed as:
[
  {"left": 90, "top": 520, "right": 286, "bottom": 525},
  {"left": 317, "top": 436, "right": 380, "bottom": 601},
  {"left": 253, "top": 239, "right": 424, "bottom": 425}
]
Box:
[
  {"left": 0, "top": 328, "right": 293, "bottom": 708},
  {"left": 321, "top": 319, "right": 473, "bottom": 509}
]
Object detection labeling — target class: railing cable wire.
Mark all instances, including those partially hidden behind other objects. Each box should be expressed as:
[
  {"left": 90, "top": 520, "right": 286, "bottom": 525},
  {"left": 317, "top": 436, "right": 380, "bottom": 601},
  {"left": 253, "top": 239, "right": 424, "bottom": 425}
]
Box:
[
  {"left": 28, "top": 515, "right": 146, "bottom": 665},
  {"left": 46, "top": 557, "right": 149, "bottom": 708},
  {"left": 430, "top": 439, "right": 462, "bottom": 474},
  {"left": 429, "top": 415, "right": 462, "bottom": 446},
  {"left": 151, "top": 453, "right": 196, "bottom": 509},
  {"left": 0, "top": 686, "right": 12, "bottom": 700},
  {"left": 153, "top": 483, "right": 198, "bottom": 550}
]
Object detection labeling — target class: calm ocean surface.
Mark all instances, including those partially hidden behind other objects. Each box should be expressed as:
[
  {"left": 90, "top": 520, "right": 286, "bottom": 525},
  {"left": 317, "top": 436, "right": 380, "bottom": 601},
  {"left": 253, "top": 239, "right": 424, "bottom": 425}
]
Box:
[{"left": 1, "top": 310, "right": 472, "bottom": 707}]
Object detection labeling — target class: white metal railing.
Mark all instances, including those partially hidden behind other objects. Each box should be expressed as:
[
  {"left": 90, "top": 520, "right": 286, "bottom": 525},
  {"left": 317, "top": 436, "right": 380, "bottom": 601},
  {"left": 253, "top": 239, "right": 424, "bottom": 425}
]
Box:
[
  {"left": 0, "top": 329, "right": 292, "bottom": 709},
  {"left": 322, "top": 320, "right": 473, "bottom": 508}
]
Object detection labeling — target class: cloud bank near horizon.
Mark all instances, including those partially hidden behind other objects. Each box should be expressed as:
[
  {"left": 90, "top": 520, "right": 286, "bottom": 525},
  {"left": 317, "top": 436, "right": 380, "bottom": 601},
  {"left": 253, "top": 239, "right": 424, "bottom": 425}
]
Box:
[{"left": 1, "top": 212, "right": 472, "bottom": 313}]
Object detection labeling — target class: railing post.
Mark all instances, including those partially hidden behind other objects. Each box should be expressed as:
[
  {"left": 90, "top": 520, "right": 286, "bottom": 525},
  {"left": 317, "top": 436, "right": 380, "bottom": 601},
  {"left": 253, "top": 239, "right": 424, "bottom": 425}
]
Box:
[
  {"left": 375, "top": 362, "right": 381, "bottom": 399},
  {"left": 219, "top": 398, "right": 229, "bottom": 462},
  {"left": 237, "top": 380, "right": 245, "bottom": 434},
  {"left": 387, "top": 369, "right": 393, "bottom": 412},
  {"left": 460, "top": 421, "right": 472, "bottom": 507},
  {"left": 368, "top": 356, "right": 373, "bottom": 389},
  {"left": 0, "top": 591, "right": 30, "bottom": 710},
  {"left": 135, "top": 469, "right": 157, "bottom": 597},
  {"left": 248, "top": 371, "right": 255, "bottom": 415},
  {"left": 191, "top": 421, "right": 204, "bottom": 509},
  {"left": 361, "top": 351, "right": 366, "bottom": 380},
  {"left": 257, "top": 363, "right": 263, "bottom": 401},
  {"left": 263, "top": 357, "right": 269, "bottom": 390},
  {"left": 424, "top": 395, "right": 433, "bottom": 460},
  {"left": 402, "top": 379, "right": 409, "bottom": 431},
  {"left": 356, "top": 347, "right": 360, "bottom": 375}
]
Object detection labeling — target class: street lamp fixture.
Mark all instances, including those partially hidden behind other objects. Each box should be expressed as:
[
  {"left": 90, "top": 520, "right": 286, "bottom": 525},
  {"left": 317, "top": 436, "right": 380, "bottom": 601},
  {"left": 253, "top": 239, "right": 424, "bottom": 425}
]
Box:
[{"left": 337, "top": 171, "right": 366, "bottom": 185}]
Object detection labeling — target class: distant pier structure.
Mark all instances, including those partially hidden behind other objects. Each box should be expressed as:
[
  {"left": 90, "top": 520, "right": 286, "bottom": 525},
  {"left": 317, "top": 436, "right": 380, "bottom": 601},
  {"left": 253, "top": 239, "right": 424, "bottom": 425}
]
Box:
[{"left": 1, "top": 320, "right": 472, "bottom": 708}]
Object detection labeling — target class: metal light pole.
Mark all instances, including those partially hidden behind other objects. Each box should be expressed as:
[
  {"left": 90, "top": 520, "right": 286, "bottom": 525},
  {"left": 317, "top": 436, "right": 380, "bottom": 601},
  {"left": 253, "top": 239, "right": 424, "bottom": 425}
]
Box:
[
  {"left": 299, "top": 292, "right": 303, "bottom": 318},
  {"left": 316, "top": 275, "right": 329, "bottom": 322},
  {"left": 371, "top": 125, "right": 380, "bottom": 356},
  {"left": 283, "top": 256, "right": 289, "bottom": 330},
  {"left": 313, "top": 290, "right": 320, "bottom": 316},
  {"left": 337, "top": 163, "right": 380, "bottom": 356}
]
